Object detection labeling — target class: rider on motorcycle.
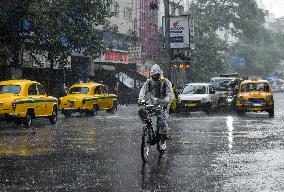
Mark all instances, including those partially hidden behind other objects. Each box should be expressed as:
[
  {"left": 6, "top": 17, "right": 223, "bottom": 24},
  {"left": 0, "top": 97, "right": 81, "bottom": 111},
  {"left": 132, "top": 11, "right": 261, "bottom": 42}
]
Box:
[{"left": 138, "top": 64, "right": 174, "bottom": 142}]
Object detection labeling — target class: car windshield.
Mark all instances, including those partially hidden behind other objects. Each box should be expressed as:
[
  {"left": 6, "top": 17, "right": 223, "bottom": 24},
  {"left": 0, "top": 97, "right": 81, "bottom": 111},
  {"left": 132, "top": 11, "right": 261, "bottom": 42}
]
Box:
[
  {"left": 69, "top": 87, "right": 89, "bottom": 94},
  {"left": 0, "top": 85, "right": 21, "bottom": 94},
  {"left": 241, "top": 83, "right": 270, "bottom": 92},
  {"left": 211, "top": 78, "right": 234, "bottom": 91},
  {"left": 182, "top": 85, "right": 208, "bottom": 94}
]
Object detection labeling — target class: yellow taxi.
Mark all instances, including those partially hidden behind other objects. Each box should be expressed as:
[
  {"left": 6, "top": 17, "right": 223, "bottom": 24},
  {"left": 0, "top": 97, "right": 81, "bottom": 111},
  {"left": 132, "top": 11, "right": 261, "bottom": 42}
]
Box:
[
  {"left": 59, "top": 82, "right": 118, "bottom": 117},
  {"left": 0, "top": 80, "right": 58, "bottom": 127},
  {"left": 169, "top": 85, "right": 178, "bottom": 113},
  {"left": 236, "top": 79, "right": 274, "bottom": 117}
]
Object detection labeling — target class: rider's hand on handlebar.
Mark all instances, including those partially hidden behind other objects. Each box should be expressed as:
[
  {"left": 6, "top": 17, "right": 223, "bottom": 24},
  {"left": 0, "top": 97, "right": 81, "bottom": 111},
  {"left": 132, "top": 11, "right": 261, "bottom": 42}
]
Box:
[
  {"left": 138, "top": 99, "right": 146, "bottom": 106},
  {"left": 152, "top": 98, "right": 159, "bottom": 105}
]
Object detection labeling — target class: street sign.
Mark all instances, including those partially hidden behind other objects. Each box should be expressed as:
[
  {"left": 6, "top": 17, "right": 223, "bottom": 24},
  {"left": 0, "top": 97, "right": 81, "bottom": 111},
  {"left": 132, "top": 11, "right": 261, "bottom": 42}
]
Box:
[
  {"left": 163, "top": 16, "right": 193, "bottom": 49},
  {"left": 229, "top": 57, "right": 246, "bottom": 68}
]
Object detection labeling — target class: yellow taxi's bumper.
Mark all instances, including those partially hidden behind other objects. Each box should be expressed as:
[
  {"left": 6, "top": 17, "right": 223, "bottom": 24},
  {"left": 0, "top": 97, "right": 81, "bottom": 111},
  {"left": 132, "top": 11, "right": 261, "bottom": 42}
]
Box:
[
  {"left": 60, "top": 108, "right": 88, "bottom": 114},
  {"left": 0, "top": 112, "right": 26, "bottom": 120},
  {"left": 236, "top": 104, "right": 273, "bottom": 111}
]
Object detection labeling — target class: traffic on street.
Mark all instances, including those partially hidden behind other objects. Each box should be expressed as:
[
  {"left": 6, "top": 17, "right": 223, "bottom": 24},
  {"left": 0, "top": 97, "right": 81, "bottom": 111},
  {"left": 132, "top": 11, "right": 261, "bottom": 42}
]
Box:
[
  {"left": 0, "top": 92, "right": 283, "bottom": 191},
  {"left": 1, "top": 0, "right": 284, "bottom": 191}
]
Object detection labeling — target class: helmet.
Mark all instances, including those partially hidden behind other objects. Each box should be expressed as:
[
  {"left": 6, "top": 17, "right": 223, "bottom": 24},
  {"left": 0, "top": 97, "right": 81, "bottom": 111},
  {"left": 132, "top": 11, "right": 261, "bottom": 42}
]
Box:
[
  {"left": 150, "top": 64, "right": 161, "bottom": 76},
  {"left": 150, "top": 64, "right": 162, "bottom": 81}
]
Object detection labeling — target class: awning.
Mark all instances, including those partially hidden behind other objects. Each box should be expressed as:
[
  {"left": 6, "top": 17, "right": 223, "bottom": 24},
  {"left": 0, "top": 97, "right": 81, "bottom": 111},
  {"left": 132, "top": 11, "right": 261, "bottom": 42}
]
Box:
[
  {"left": 115, "top": 72, "right": 143, "bottom": 89},
  {"left": 94, "top": 64, "right": 116, "bottom": 71}
]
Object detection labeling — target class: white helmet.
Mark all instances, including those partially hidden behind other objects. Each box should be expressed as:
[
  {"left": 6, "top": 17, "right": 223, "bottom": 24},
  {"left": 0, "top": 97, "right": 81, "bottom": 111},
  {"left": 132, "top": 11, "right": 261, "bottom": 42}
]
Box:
[{"left": 150, "top": 64, "right": 161, "bottom": 76}]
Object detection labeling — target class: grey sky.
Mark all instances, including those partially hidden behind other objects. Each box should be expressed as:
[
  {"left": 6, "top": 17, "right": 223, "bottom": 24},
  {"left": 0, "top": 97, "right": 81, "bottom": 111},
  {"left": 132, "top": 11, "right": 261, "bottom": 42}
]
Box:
[{"left": 262, "top": 0, "right": 284, "bottom": 18}]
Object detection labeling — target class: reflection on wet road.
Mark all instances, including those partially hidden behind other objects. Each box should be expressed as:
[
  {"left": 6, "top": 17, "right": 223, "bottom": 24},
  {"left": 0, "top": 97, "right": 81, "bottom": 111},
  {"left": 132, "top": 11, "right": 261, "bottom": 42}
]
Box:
[{"left": 0, "top": 93, "right": 283, "bottom": 191}]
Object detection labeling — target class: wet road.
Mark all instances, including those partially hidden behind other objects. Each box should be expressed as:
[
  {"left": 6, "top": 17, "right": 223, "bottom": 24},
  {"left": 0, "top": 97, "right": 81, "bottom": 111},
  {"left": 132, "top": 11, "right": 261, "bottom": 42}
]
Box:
[{"left": 0, "top": 93, "right": 283, "bottom": 191}]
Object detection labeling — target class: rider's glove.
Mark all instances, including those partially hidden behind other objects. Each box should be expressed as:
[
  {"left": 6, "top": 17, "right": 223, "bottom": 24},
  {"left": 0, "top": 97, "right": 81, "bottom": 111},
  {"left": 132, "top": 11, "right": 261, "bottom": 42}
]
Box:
[
  {"left": 152, "top": 98, "right": 158, "bottom": 105},
  {"left": 138, "top": 99, "right": 146, "bottom": 106}
]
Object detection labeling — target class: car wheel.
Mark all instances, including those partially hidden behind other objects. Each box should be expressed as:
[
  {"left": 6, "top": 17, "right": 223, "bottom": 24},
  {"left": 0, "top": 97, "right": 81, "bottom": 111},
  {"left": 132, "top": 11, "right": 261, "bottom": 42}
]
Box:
[
  {"left": 106, "top": 101, "right": 117, "bottom": 114},
  {"left": 204, "top": 107, "right": 213, "bottom": 115},
  {"left": 23, "top": 110, "right": 33, "bottom": 128},
  {"left": 15, "top": 118, "right": 22, "bottom": 126},
  {"left": 86, "top": 105, "right": 98, "bottom": 116},
  {"left": 268, "top": 107, "right": 274, "bottom": 118},
  {"left": 49, "top": 106, "right": 58, "bottom": 124},
  {"left": 236, "top": 109, "right": 245, "bottom": 116},
  {"left": 63, "top": 110, "right": 71, "bottom": 118}
]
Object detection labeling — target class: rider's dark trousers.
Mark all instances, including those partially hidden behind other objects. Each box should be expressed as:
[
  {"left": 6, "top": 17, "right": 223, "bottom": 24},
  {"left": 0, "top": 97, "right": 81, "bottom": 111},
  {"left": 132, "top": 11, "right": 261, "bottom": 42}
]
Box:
[{"left": 138, "top": 106, "right": 169, "bottom": 135}]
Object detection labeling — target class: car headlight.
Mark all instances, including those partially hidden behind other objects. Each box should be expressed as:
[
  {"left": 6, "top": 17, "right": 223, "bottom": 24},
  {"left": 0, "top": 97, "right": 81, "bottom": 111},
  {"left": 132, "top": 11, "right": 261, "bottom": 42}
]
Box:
[
  {"left": 201, "top": 98, "right": 206, "bottom": 103},
  {"left": 266, "top": 95, "right": 273, "bottom": 101}
]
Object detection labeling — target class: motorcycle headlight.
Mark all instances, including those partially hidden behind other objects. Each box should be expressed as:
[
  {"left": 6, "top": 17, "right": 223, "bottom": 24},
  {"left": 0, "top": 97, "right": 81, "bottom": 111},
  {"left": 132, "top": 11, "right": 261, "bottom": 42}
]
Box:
[{"left": 227, "top": 98, "right": 233, "bottom": 103}]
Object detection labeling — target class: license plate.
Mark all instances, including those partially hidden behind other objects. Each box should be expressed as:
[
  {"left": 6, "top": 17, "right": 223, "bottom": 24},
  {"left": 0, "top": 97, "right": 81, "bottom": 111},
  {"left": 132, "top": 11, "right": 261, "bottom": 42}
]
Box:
[
  {"left": 249, "top": 107, "right": 261, "bottom": 111},
  {"left": 185, "top": 103, "right": 197, "bottom": 107}
]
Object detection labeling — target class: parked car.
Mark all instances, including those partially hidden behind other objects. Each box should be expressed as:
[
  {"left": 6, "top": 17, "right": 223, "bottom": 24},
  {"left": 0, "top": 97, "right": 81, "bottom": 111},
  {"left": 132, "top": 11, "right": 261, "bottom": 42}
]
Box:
[
  {"left": 236, "top": 79, "right": 274, "bottom": 118},
  {"left": 59, "top": 82, "right": 117, "bottom": 117},
  {"left": 0, "top": 80, "right": 58, "bottom": 127},
  {"left": 177, "top": 83, "right": 218, "bottom": 114}
]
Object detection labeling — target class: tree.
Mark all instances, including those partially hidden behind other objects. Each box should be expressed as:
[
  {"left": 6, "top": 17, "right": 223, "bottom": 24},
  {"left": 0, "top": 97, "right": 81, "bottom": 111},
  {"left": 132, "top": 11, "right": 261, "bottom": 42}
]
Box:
[
  {"left": 231, "top": 28, "right": 284, "bottom": 76},
  {"left": 187, "top": 0, "right": 266, "bottom": 80},
  {"left": 0, "top": 0, "right": 111, "bottom": 79}
]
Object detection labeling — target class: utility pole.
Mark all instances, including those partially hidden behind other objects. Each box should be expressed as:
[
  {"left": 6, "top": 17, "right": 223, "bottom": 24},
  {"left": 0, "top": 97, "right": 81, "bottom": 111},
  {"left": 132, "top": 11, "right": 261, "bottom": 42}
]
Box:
[{"left": 164, "top": 0, "right": 171, "bottom": 81}]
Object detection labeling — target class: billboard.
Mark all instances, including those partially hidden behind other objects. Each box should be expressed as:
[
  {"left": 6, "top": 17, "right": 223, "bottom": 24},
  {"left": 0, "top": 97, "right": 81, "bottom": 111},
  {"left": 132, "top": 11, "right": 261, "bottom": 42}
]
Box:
[
  {"left": 163, "top": 15, "right": 193, "bottom": 49},
  {"left": 229, "top": 57, "right": 246, "bottom": 68}
]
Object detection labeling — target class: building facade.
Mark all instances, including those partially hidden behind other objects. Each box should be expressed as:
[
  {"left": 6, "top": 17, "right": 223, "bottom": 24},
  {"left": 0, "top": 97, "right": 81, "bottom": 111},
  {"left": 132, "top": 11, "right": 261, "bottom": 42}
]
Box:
[{"left": 137, "top": 0, "right": 160, "bottom": 76}]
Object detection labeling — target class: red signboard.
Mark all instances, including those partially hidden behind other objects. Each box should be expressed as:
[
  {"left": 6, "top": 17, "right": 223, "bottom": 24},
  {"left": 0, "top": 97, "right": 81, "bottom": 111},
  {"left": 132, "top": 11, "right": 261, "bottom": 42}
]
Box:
[{"left": 100, "top": 50, "right": 129, "bottom": 64}]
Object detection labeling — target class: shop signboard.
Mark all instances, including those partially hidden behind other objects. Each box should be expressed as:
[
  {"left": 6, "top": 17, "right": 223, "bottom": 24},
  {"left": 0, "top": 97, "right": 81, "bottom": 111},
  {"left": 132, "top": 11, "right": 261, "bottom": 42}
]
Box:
[
  {"left": 127, "top": 42, "right": 142, "bottom": 63},
  {"left": 95, "top": 49, "right": 129, "bottom": 64}
]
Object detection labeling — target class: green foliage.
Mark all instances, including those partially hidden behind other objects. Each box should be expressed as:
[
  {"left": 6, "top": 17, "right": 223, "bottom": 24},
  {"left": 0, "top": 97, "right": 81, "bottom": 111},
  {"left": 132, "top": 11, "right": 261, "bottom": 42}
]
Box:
[
  {"left": 187, "top": 0, "right": 266, "bottom": 80},
  {"left": 232, "top": 28, "right": 284, "bottom": 76},
  {"left": 0, "top": 0, "right": 111, "bottom": 68}
]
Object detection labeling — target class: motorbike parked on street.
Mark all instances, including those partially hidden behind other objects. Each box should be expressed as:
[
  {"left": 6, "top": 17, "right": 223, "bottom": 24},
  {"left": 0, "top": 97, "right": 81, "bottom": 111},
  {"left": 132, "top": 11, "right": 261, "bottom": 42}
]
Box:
[{"left": 139, "top": 101, "right": 167, "bottom": 163}]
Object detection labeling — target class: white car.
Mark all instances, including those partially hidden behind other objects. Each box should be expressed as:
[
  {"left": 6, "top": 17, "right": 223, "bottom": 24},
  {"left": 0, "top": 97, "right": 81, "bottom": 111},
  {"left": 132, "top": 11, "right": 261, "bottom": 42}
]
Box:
[{"left": 177, "top": 83, "right": 218, "bottom": 113}]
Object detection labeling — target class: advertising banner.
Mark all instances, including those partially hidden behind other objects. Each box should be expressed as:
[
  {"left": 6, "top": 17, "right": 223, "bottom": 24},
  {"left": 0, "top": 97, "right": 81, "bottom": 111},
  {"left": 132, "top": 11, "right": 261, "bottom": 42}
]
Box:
[{"left": 163, "top": 15, "right": 192, "bottom": 49}]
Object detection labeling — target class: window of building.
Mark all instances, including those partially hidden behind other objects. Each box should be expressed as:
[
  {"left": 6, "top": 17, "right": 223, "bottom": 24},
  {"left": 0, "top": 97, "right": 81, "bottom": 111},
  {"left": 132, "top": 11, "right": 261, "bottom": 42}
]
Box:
[{"left": 124, "top": 7, "right": 132, "bottom": 20}]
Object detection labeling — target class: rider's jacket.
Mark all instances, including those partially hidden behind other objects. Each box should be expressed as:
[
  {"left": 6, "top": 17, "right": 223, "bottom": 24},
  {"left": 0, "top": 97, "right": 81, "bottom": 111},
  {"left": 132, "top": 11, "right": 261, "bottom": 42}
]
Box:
[{"left": 139, "top": 77, "right": 174, "bottom": 106}]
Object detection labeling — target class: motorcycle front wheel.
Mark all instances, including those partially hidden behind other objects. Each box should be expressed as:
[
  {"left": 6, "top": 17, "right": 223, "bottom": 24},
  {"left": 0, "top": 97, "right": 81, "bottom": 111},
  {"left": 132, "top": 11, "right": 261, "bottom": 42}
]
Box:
[
  {"left": 157, "top": 139, "right": 167, "bottom": 154},
  {"left": 141, "top": 129, "right": 151, "bottom": 163}
]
